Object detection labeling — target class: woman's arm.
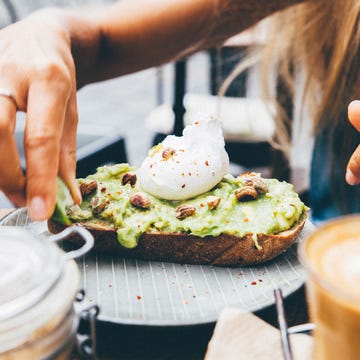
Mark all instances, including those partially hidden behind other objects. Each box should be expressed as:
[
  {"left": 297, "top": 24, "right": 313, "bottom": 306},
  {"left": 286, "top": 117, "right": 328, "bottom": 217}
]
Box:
[{"left": 63, "top": 0, "right": 306, "bottom": 86}]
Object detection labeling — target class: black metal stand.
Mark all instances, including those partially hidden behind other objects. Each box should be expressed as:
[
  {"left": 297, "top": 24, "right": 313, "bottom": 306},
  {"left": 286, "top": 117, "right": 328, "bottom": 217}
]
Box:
[{"left": 172, "top": 60, "right": 187, "bottom": 136}]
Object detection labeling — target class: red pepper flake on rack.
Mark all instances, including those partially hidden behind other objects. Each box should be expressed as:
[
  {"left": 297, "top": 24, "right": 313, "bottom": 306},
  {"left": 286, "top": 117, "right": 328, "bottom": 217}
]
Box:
[
  {"left": 251, "top": 281, "right": 257, "bottom": 285},
  {"left": 136, "top": 295, "right": 142, "bottom": 300}
]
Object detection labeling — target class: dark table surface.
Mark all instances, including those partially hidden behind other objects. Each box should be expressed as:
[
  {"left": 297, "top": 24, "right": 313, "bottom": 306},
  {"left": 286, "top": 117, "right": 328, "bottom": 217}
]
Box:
[
  {"left": 90, "top": 285, "right": 308, "bottom": 359},
  {"left": 0, "top": 209, "right": 309, "bottom": 360}
]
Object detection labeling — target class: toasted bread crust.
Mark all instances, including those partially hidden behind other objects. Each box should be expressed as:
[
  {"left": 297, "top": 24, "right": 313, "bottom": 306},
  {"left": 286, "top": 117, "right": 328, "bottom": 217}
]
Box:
[{"left": 47, "top": 215, "right": 306, "bottom": 266}]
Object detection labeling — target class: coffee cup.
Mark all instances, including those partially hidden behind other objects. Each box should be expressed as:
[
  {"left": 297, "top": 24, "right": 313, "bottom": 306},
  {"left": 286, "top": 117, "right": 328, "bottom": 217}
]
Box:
[{"left": 299, "top": 215, "right": 360, "bottom": 360}]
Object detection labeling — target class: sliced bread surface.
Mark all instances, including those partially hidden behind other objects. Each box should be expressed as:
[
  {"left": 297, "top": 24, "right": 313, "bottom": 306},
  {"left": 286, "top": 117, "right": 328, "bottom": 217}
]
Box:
[{"left": 48, "top": 215, "right": 306, "bottom": 266}]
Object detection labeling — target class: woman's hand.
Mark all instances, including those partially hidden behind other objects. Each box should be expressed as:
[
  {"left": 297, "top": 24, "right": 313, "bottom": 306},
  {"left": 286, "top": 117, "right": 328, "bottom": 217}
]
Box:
[
  {"left": 347, "top": 100, "right": 360, "bottom": 185},
  {"left": 0, "top": 10, "right": 81, "bottom": 220}
]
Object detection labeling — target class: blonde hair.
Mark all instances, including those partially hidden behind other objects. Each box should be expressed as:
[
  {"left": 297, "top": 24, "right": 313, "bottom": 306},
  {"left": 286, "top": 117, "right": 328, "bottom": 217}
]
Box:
[{"left": 221, "top": 0, "right": 360, "bottom": 155}]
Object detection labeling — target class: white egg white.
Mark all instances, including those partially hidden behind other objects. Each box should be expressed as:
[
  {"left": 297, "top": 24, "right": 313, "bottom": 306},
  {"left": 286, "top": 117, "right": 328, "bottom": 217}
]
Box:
[{"left": 139, "top": 116, "right": 229, "bottom": 200}]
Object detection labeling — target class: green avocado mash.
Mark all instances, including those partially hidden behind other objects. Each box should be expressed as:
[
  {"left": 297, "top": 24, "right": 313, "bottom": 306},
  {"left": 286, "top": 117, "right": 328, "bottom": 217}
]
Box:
[{"left": 60, "top": 163, "right": 308, "bottom": 249}]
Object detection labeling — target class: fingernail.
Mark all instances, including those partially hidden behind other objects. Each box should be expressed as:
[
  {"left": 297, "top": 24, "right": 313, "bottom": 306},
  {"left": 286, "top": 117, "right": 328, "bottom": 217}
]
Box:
[
  {"left": 346, "top": 169, "right": 360, "bottom": 186},
  {"left": 29, "top": 196, "right": 48, "bottom": 221},
  {"left": 73, "top": 184, "right": 82, "bottom": 204}
]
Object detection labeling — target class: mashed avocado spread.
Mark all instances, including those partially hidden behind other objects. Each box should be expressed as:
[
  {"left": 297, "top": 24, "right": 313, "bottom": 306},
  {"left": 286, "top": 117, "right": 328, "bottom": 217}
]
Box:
[{"left": 62, "top": 164, "right": 307, "bottom": 249}]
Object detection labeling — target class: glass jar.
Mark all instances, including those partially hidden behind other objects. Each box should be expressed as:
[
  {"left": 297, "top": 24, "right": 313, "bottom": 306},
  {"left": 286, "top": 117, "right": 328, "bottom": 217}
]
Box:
[{"left": 0, "top": 226, "right": 94, "bottom": 360}]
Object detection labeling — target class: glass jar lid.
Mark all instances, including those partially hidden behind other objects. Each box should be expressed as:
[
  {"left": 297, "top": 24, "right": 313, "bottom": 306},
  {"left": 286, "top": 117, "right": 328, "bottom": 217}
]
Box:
[{"left": 0, "top": 227, "right": 64, "bottom": 321}]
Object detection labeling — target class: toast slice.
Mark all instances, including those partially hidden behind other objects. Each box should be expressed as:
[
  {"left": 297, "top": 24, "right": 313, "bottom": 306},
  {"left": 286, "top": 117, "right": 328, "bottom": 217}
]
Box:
[
  {"left": 48, "top": 215, "right": 306, "bottom": 266},
  {"left": 48, "top": 164, "right": 307, "bottom": 266}
]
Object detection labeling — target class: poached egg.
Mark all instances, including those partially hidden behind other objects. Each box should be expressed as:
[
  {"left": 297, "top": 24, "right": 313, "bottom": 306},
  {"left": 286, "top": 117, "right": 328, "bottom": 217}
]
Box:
[{"left": 139, "top": 115, "right": 229, "bottom": 200}]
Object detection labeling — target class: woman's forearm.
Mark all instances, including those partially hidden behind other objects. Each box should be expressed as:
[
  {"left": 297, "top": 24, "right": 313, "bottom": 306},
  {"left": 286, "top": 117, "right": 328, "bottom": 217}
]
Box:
[{"left": 58, "top": 0, "right": 306, "bottom": 86}]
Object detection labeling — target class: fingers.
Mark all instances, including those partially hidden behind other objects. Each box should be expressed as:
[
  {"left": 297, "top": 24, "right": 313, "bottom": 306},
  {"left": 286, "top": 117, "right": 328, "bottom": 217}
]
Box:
[
  {"left": 348, "top": 100, "right": 360, "bottom": 130},
  {"left": 0, "top": 16, "right": 81, "bottom": 218},
  {"left": 25, "top": 73, "right": 70, "bottom": 221},
  {"left": 347, "top": 100, "right": 360, "bottom": 185},
  {"left": 58, "top": 89, "right": 81, "bottom": 204},
  {"left": 346, "top": 145, "right": 360, "bottom": 185},
  {"left": 0, "top": 97, "right": 26, "bottom": 206}
]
